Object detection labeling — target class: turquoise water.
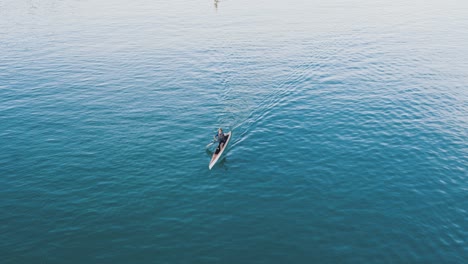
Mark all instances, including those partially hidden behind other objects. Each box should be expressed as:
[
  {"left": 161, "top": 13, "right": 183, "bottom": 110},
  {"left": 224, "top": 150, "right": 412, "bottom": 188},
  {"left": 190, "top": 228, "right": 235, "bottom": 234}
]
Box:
[{"left": 1, "top": 0, "right": 467, "bottom": 262}]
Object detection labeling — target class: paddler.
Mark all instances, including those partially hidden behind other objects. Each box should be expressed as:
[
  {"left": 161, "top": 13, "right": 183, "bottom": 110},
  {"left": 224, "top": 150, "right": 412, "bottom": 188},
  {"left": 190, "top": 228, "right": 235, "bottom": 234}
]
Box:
[{"left": 214, "top": 128, "right": 227, "bottom": 154}]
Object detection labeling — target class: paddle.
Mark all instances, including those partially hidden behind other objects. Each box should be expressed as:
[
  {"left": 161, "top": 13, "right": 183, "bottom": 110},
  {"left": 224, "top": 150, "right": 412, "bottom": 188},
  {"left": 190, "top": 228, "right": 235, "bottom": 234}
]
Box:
[
  {"left": 206, "top": 140, "right": 216, "bottom": 148},
  {"left": 206, "top": 129, "right": 225, "bottom": 148}
]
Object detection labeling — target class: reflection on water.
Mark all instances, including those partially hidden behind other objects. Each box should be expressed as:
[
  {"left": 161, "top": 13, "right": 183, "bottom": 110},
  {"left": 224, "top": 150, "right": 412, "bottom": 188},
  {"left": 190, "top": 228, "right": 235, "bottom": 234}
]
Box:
[{"left": 214, "top": 0, "right": 219, "bottom": 10}]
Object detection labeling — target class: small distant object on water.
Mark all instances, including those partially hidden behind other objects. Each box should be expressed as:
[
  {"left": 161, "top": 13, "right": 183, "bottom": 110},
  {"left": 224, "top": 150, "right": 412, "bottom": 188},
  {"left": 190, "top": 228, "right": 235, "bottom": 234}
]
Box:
[{"left": 209, "top": 128, "right": 232, "bottom": 170}]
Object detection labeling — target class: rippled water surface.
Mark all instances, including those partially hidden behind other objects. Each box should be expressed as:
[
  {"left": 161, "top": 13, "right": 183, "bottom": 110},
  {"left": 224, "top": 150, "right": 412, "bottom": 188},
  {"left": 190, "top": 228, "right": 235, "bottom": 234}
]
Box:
[{"left": 1, "top": 0, "right": 467, "bottom": 263}]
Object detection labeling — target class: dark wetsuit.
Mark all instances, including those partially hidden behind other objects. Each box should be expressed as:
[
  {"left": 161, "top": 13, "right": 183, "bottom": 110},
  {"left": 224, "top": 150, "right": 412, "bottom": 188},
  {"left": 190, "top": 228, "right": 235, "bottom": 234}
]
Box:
[{"left": 215, "top": 133, "right": 227, "bottom": 154}]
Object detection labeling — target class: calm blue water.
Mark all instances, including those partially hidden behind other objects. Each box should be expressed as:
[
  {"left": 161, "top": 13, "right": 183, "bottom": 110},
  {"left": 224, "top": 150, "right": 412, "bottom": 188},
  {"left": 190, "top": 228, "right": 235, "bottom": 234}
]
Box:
[{"left": 1, "top": 0, "right": 467, "bottom": 263}]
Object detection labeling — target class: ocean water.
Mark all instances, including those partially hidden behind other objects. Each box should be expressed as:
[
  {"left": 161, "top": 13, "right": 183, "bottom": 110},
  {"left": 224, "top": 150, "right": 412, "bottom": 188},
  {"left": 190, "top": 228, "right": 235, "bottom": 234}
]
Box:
[{"left": 1, "top": 0, "right": 467, "bottom": 263}]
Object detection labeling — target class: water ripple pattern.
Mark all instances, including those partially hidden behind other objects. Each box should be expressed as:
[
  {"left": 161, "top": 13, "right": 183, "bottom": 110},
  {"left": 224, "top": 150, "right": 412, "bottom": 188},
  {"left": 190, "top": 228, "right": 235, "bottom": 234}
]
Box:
[{"left": 0, "top": 0, "right": 467, "bottom": 263}]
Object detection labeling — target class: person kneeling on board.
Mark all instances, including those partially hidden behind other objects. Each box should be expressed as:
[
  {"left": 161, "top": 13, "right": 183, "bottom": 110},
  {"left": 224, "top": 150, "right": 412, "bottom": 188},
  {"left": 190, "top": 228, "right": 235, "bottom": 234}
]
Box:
[{"left": 214, "top": 128, "right": 227, "bottom": 154}]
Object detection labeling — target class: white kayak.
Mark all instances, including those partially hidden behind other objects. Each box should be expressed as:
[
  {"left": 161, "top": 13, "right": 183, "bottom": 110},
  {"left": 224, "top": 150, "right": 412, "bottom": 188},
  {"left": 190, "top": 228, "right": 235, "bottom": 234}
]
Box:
[{"left": 209, "top": 131, "right": 232, "bottom": 170}]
